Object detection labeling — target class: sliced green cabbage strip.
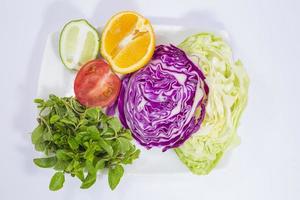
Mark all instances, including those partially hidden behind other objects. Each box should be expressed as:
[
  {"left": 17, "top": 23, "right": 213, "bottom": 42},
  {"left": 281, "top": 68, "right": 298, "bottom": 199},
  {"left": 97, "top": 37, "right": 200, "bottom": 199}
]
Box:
[{"left": 175, "top": 33, "right": 249, "bottom": 175}]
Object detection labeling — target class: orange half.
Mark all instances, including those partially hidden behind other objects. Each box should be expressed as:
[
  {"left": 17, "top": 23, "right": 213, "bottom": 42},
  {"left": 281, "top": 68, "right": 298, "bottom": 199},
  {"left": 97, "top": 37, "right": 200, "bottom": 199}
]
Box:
[{"left": 100, "top": 11, "right": 155, "bottom": 74}]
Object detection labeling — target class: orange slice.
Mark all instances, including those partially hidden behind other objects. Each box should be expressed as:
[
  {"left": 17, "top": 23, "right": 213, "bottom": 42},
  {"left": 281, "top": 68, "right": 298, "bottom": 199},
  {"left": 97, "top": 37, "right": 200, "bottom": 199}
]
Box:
[{"left": 100, "top": 11, "right": 155, "bottom": 74}]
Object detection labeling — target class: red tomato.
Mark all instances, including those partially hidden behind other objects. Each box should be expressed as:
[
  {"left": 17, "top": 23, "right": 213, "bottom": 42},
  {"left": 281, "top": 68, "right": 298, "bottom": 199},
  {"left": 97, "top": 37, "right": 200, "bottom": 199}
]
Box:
[{"left": 74, "top": 59, "right": 121, "bottom": 107}]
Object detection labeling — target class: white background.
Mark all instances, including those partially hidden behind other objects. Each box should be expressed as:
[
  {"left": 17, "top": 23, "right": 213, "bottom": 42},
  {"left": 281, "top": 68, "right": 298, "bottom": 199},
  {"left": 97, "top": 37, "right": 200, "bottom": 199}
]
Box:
[{"left": 1, "top": 0, "right": 299, "bottom": 199}]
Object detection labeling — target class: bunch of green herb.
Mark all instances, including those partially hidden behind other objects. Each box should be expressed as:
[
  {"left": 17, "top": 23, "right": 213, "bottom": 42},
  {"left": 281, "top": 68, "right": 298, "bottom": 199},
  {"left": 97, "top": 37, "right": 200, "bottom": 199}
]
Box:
[{"left": 31, "top": 94, "right": 140, "bottom": 191}]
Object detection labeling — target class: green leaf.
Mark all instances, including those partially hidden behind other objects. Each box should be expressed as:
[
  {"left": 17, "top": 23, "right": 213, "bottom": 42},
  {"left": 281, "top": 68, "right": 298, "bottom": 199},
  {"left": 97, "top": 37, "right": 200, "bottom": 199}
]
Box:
[
  {"left": 54, "top": 160, "right": 69, "bottom": 171},
  {"left": 81, "top": 133, "right": 92, "bottom": 143},
  {"left": 44, "top": 99, "right": 55, "bottom": 107},
  {"left": 132, "top": 149, "right": 141, "bottom": 159},
  {"left": 43, "top": 130, "right": 52, "bottom": 141},
  {"left": 49, "top": 94, "right": 60, "bottom": 101},
  {"left": 122, "top": 149, "right": 140, "bottom": 164},
  {"left": 65, "top": 160, "right": 75, "bottom": 172},
  {"left": 84, "top": 146, "right": 95, "bottom": 161},
  {"left": 78, "top": 119, "right": 89, "bottom": 127},
  {"left": 68, "top": 137, "right": 79, "bottom": 150},
  {"left": 50, "top": 115, "right": 60, "bottom": 124},
  {"left": 75, "top": 169, "right": 84, "bottom": 182},
  {"left": 98, "top": 138, "right": 113, "bottom": 157},
  {"left": 53, "top": 122, "right": 66, "bottom": 133},
  {"left": 85, "top": 160, "right": 96, "bottom": 174},
  {"left": 111, "top": 140, "right": 121, "bottom": 157},
  {"left": 95, "top": 160, "right": 105, "bottom": 170},
  {"left": 83, "top": 141, "right": 90, "bottom": 149},
  {"left": 86, "top": 108, "right": 100, "bottom": 120},
  {"left": 100, "top": 113, "right": 109, "bottom": 123},
  {"left": 72, "top": 160, "right": 81, "bottom": 170},
  {"left": 122, "top": 129, "right": 133, "bottom": 140},
  {"left": 102, "top": 127, "right": 115, "bottom": 137},
  {"left": 34, "top": 143, "right": 46, "bottom": 152},
  {"left": 77, "top": 125, "right": 88, "bottom": 132},
  {"left": 108, "top": 165, "right": 124, "bottom": 190},
  {"left": 75, "top": 131, "right": 85, "bottom": 143},
  {"left": 80, "top": 173, "right": 97, "bottom": 189},
  {"left": 107, "top": 118, "right": 122, "bottom": 133},
  {"left": 71, "top": 98, "right": 85, "bottom": 113},
  {"left": 101, "top": 122, "right": 109, "bottom": 133},
  {"left": 49, "top": 172, "right": 65, "bottom": 191},
  {"left": 54, "top": 104, "right": 66, "bottom": 117},
  {"left": 87, "top": 126, "right": 100, "bottom": 140},
  {"left": 60, "top": 118, "right": 76, "bottom": 126},
  {"left": 34, "top": 98, "right": 44, "bottom": 104},
  {"left": 33, "top": 157, "right": 57, "bottom": 168},
  {"left": 56, "top": 150, "right": 72, "bottom": 161},
  {"left": 117, "top": 137, "right": 131, "bottom": 152},
  {"left": 31, "top": 95, "right": 141, "bottom": 191},
  {"left": 31, "top": 125, "right": 44, "bottom": 144}
]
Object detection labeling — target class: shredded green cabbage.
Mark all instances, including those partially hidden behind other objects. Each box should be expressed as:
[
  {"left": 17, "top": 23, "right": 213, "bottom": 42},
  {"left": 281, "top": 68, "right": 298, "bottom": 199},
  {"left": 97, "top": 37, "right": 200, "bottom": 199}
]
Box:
[{"left": 175, "top": 33, "right": 249, "bottom": 175}]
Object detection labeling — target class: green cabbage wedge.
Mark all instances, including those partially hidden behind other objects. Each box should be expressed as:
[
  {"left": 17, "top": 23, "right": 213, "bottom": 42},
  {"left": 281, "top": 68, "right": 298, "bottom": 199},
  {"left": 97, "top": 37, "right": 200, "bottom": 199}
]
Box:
[{"left": 175, "top": 33, "right": 249, "bottom": 175}]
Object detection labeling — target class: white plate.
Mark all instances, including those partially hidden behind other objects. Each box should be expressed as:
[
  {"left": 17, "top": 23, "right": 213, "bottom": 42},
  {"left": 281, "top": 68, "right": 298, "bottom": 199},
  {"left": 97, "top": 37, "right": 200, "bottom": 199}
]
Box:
[{"left": 37, "top": 25, "right": 229, "bottom": 174}]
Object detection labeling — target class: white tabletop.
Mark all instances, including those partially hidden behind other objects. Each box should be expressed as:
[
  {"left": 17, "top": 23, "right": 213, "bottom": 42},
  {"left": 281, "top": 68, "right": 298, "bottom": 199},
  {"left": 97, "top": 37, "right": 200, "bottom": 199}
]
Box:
[{"left": 1, "top": 0, "right": 299, "bottom": 199}]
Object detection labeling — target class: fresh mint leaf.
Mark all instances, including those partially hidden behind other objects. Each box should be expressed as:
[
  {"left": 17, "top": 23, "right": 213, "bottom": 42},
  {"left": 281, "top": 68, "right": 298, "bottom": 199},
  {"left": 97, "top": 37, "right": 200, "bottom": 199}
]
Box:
[
  {"left": 85, "top": 160, "right": 96, "bottom": 174},
  {"left": 54, "top": 160, "right": 69, "bottom": 171},
  {"left": 98, "top": 138, "right": 113, "bottom": 157},
  {"left": 95, "top": 160, "right": 106, "bottom": 170},
  {"left": 34, "top": 98, "right": 44, "bottom": 104},
  {"left": 102, "top": 127, "right": 115, "bottom": 137},
  {"left": 117, "top": 137, "right": 131, "bottom": 152},
  {"left": 56, "top": 150, "right": 73, "bottom": 161},
  {"left": 50, "top": 115, "right": 60, "bottom": 124},
  {"left": 31, "top": 95, "right": 140, "bottom": 191},
  {"left": 80, "top": 173, "right": 97, "bottom": 189},
  {"left": 84, "top": 146, "right": 96, "bottom": 162},
  {"left": 131, "top": 149, "right": 141, "bottom": 160},
  {"left": 75, "top": 169, "right": 84, "bottom": 182},
  {"left": 122, "top": 129, "right": 133, "bottom": 140},
  {"left": 108, "top": 165, "right": 124, "bottom": 190},
  {"left": 60, "top": 118, "right": 76, "bottom": 126},
  {"left": 68, "top": 137, "right": 79, "bottom": 150},
  {"left": 101, "top": 122, "right": 109, "bottom": 133},
  {"left": 31, "top": 125, "right": 44, "bottom": 144},
  {"left": 33, "top": 157, "right": 57, "bottom": 168},
  {"left": 70, "top": 98, "right": 85, "bottom": 113},
  {"left": 65, "top": 160, "right": 75, "bottom": 172},
  {"left": 111, "top": 140, "right": 121, "bottom": 157},
  {"left": 122, "top": 149, "right": 141, "bottom": 164},
  {"left": 107, "top": 118, "right": 122, "bottom": 133},
  {"left": 43, "top": 130, "right": 52, "bottom": 141},
  {"left": 49, "top": 172, "right": 65, "bottom": 191},
  {"left": 34, "top": 143, "right": 46, "bottom": 152},
  {"left": 86, "top": 108, "right": 100, "bottom": 120},
  {"left": 78, "top": 118, "right": 89, "bottom": 127},
  {"left": 87, "top": 126, "right": 100, "bottom": 140}
]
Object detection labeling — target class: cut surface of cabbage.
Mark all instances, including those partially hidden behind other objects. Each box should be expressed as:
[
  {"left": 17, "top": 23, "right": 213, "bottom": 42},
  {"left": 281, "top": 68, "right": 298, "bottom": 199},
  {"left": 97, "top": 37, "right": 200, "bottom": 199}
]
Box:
[{"left": 175, "top": 33, "right": 249, "bottom": 175}]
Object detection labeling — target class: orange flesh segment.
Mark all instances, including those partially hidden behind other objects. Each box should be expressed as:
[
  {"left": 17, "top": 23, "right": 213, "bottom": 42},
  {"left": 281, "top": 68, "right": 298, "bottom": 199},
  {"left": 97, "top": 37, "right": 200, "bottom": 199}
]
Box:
[
  {"left": 113, "top": 32, "right": 151, "bottom": 68},
  {"left": 101, "top": 11, "right": 155, "bottom": 74},
  {"left": 104, "top": 14, "right": 138, "bottom": 55}
]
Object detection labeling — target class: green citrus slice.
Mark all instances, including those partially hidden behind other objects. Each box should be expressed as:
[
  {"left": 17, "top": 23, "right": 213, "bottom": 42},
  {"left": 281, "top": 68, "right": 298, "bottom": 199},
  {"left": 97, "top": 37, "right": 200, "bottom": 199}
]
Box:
[{"left": 59, "top": 19, "right": 100, "bottom": 70}]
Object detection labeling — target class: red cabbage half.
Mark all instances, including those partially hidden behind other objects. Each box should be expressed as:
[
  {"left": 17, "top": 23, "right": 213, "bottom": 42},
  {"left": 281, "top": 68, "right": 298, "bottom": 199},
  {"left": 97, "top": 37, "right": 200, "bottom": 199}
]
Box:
[{"left": 118, "top": 45, "right": 208, "bottom": 151}]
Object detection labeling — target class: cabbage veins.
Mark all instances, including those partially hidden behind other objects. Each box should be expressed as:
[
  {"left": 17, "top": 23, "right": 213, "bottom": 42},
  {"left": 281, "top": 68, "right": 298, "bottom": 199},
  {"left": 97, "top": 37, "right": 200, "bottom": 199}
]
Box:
[
  {"left": 175, "top": 33, "right": 249, "bottom": 174},
  {"left": 118, "top": 45, "right": 208, "bottom": 151}
]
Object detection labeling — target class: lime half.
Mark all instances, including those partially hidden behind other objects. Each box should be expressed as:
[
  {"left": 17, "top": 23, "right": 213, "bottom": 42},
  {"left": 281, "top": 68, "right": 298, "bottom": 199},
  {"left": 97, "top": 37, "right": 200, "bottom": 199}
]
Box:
[{"left": 59, "top": 19, "right": 100, "bottom": 70}]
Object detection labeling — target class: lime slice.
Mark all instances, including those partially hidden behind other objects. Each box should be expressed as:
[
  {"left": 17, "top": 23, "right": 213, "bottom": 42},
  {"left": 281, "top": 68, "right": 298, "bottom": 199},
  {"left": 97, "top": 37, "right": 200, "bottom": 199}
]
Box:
[{"left": 59, "top": 19, "right": 100, "bottom": 70}]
